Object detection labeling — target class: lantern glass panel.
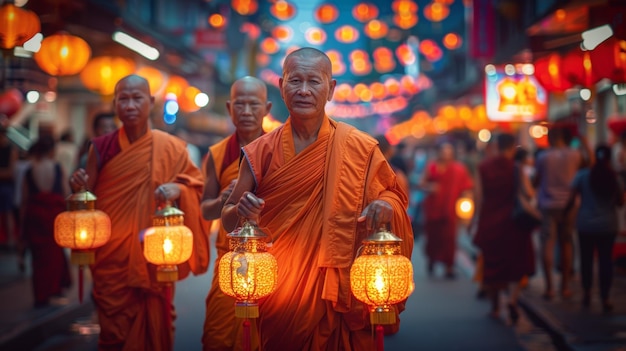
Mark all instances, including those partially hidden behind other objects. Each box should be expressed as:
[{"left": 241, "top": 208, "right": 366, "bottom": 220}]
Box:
[
  {"left": 350, "top": 254, "right": 413, "bottom": 306},
  {"left": 219, "top": 251, "right": 278, "bottom": 301},
  {"left": 143, "top": 225, "right": 193, "bottom": 265},
  {"left": 54, "top": 209, "right": 111, "bottom": 250}
]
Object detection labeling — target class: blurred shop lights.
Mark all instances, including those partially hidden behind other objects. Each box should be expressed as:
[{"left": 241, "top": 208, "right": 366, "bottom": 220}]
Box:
[{"left": 112, "top": 31, "right": 159, "bottom": 61}]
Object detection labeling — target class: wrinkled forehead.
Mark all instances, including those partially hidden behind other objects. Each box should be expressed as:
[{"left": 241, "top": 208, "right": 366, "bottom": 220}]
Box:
[{"left": 284, "top": 55, "right": 331, "bottom": 77}]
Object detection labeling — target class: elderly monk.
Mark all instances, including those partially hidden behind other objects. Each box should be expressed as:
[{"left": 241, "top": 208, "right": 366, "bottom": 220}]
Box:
[
  {"left": 221, "top": 48, "right": 414, "bottom": 351},
  {"left": 70, "top": 75, "right": 209, "bottom": 351},
  {"left": 201, "top": 76, "right": 271, "bottom": 351}
]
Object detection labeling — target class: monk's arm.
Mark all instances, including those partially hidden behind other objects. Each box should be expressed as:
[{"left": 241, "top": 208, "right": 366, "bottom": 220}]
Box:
[
  {"left": 200, "top": 152, "right": 225, "bottom": 220},
  {"left": 70, "top": 145, "right": 99, "bottom": 193},
  {"left": 221, "top": 158, "right": 255, "bottom": 232}
]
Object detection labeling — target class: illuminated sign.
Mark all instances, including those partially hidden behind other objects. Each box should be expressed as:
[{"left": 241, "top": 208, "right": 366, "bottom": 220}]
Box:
[{"left": 484, "top": 64, "right": 547, "bottom": 122}]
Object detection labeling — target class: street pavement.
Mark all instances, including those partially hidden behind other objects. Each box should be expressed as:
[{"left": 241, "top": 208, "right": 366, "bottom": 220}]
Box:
[{"left": 1, "top": 232, "right": 625, "bottom": 351}]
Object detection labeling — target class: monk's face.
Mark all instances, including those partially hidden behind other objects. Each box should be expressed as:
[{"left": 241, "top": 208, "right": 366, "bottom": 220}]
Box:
[
  {"left": 113, "top": 77, "right": 154, "bottom": 129},
  {"left": 227, "top": 80, "right": 270, "bottom": 135},
  {"left": 280, "top": 55, "right": 336, "bottom": 121}
]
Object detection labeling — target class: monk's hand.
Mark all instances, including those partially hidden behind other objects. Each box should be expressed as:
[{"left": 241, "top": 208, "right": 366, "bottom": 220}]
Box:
[
  {"left": 237, "top": 192, "right": 265, "bottom": 224},
  {"left": 155, "top": 183, "right": 181, "bottom": 205},
  {"left": 358, "top": 199, "right": 393, "bottom": 232},
  {"left": 220, "top": 180, "right": 237, "bottom": 205},
  {"left": 69, "top": 168, "right": 89, "bottom": 193}
]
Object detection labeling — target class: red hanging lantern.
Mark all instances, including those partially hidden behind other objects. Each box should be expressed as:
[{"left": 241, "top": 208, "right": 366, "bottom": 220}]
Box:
[
  {"left": 0, "top": 1, "right": 40, "bottom": 49},
  {"left": 562, "top": 48, "right": 599, "bottom": 88},
  {"left": 33, "top": 33, "right": 92, "bottom": 76},
  {"left": 534, "top": 53, "right": 573, "bottom": 92},
  {"left": 590, "top": 37, "right": 626, "bottom": 83},
  {"left": 80, "top": 56, "right": 136, "bottom": 96}
]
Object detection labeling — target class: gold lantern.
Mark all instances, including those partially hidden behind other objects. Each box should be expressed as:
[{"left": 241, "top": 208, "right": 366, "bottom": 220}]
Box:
[
  {"left": 54, "top": 189, "right": 111, "bottom": 302},
  {"left": 0, "top": 0, "right": 40, "bottom": 50},
  {"left": 455, "top": 196, "right": 474, "bottom": 220},
  {"left": 219, "top": 221, "right": 278, "bottom": 319},
  {"left": 143, "top": 203, "right": 194, "bottom": 282},
  {"left": 80, "top": 56, "right": 136, "bottom": 96},
  {"left": 33, "top": 33, "right": 91, "bottom": 76},
  {"left": 350, "top": 228, "right": 413, "bottom": 325}
]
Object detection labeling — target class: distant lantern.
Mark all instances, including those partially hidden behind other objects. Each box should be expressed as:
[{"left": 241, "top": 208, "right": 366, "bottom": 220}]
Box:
[
  {"left": 373, "top": 47, "right": 395, "bottom": 73},
  {"left": 260, "top": 37, "right": 280, "bottom": 54},
  {"left": 443, "top": 33, "right": 462, "bottom": 50},
  {"left": 385, "top": 78, "right": 401, "bottom": 96},
  {"left": 455, "top": 197, "right": 474, "bottom": 220},
  {"left": 364, "top": 20, "right": 388, "bottom": 40},
  {"left": 178, "top": 86, "right": 203, "bottom": 113},
  {"left": 272, "top": 25, "right": 293, "bottom": 42},
  {"left": 315, "top": 3, "right": 338, "bottom": 24},
  {"left": 370, "top": 82, "right": 387, "bottom": 100},
  {"left": 393, "top": 12, "right": 418, "bottom": 30},
  {"left": 164, "top": 75, "right": 190, "bottom": 98},
  {"left": 305, "top": 27, "right": 327, "bottom": 45},
  {"left": 80, "top": 56, "right": 136, "bottom": 96},
  {"left": 353, "top": 3, "right": 379, "bottom": 22},
  {"left": 534, "top": 53, "right": 573, "bottom": 92},
  {"left": 135, "top": 66, "right": 165, "bottom": 96},
  {"left": 0, "top": 1, "right": 40, "bottom": 49},
  {"left": 54, "top": 190, "right": 111, "bottom": 303},
  {"left": 350, "top": 228, "right": 413, "bottom": 351},
  {"left": 232, "top": 0, "right": 258, "bottom": 16},
  {"left": 333, "top": 83, "right": 352, "bottom": 102},
  {"left": 392, "top": 0, "right": 418, "bottom": 13},
  {"left": 335, "top": 25, "right": 359, "bottom": 44},
  {"left": 424, "top": 2, "right": 450, "bottom": 22},
  {"left": 327, "top": 50, "right": 346, "bottom": 76},
  {"left": 33, "top": 33, "right": 91, "bottom": 76},
  {"left": 563, "top": 48, "right": 598, "bottom": 88},
  {"left": 209, "top": 13, "right": 227, "bottom": 29},
  {"left": 396, "top": 44, "right": 416, "bottom": 66},
  {"left": 270, "top": 0, "right": 296, "bottom": 21}
]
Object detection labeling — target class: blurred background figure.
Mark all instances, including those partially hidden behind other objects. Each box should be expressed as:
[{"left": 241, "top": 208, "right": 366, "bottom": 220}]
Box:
[
  {"left": 19, "top": 135, "right": 72, "bottom": 308},
  {"left": 420, "top": 142, "right": 473, "bottom": 278},
  {"left": 77, "top": 112, "right": 117, "bottom": 170},
  {"left": 0, "top": 126, "right": 18, "bottom": 250},
  {"left": 376, "top": 135, "right": 410, "bottom": 195},
  {"left": 55, "top": 129, "right": 78, "bottom": 178},
  {"left": 565, "top": 145, "right": 624, "bottom": 312},
  {"left": 473, "top": 134, "right": 535, "bottom": 324}
]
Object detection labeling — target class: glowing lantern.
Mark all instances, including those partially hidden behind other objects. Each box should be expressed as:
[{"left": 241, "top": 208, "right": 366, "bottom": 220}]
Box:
[
  {"left": 333, "top": 83, "right": 352, "bottom": 102},
  {"left": 219, "top": 221, "right": 278, "bottom": 350},
  {"left": 424, "top": 2, "right": 450, "bottom": 22},
  {"left": 0, "top": 1, "right": 40, "bottom": 49},
  {"left": 364, "top": 20, "right": 389, "bottom": 40},
  {"left": 533, "top": 53, "right": 573, "bottom": 92},
  {"left": 443, "top": 32, "right": 462, "bottom": 50},
  {"left": 392, "top": 0, "right": 418, "bottom": 13},
  {"left": 305, "top": 27, "right": 327, "bottom": 45},
  {"left": 373, "top": 47, "right": 395, "bottom": 73},
  {"left": 385, "top": 78, "right": 401, "bottom": 96},
  {"left": 135, "top": 66, "right": 165, "bottom": 96},
  {"left": 370, "top": 82, "right": 387, "bottom": 100},
  {"left": 80, "top": 56, "right": 136, "bottom": 96},
  {"left": 393, "top": 13, "right": 418, "bottom": 30},
  {"left": 260, "top": 37, "right": 279, "bottom": 54},
  {"left": 209, "top": 13, "right": 227, "bottom": 29},
  {"left": 590, "top": 37, "right": 626, "bottom": 83},
  {"left": 178, "top": 86, "right": 202, "bottom": 113},
  {"left": 270, "top": 0, "right": 296, "bottom": 21},
  {"left": 34, "top": 33, "right": 91, "bottom": 76},
  {"left": 164, "top": 75, "right": 189, "bottom": 98},
  {"left": 350, "top": 228, "right": 413, "bottom": 351},
  {"left": 232, "top": 0, "right": 258, "bottom": 16},
  {"left": 272, "top": 25, "right": 293, "bottom": 42},
  {"left": 455, "top": 197, "right": 474, "bottom": 220},
  {"left": 353, "top": 3, "right": 379, "bottom": 22},
  {"left": 335, "top": 25, "right": 359, "bottom": 44},
  {"left": 563, "top": 48, "right": 598, "bottom": 88},
  {"left": 327, "top": 50, "right": 346, "bottom": 75},
  {"left": 315, "top": 3, "right": 338, "bottom": 24},
  {"left": 143, "top": 204, "right": 193, "bottom": 282},
  {"left": 54, "top": 190, "right": 111, "bottom": 303}
]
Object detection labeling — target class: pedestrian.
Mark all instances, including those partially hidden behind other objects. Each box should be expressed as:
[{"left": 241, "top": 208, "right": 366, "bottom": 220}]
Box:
[
  {"left": 376, "top": 135, "right": 410, "bottom": 195},
  {"left": 77, "top": 112, "right": 117, "bottom": 170},
  {"left": 535, "top": 126, "right": 591, "bottom": 300},
  {"left": 55, "top": 129, "right": 78, "bottom": 177},
  {"left": 0, "top": 126, "right": 17, "bottom": 249},
  {"left": 201, "top": 76, "right": 272, "bottom": 351},
  {"left": 564, "top": 144, "right": 623, "bottom": 312},
  {"left": 473, "top": 133, "right": 535, "bottom": 324},
  {"left": 69, "top": 75, "right": 210, "bottom": 351},
  {"left": 221, "top": 47, "right": 414, "bottom": 351},
  {"left": 19, "top": 135, "right": 72, "bottom": 308},
  {"left": 420, "top": 142, "right": 473, "bottom": 278}
]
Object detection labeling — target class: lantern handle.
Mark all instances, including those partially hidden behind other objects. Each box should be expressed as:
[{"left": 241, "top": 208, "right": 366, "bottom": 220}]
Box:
[{"left": 355, "top": 244, "right": 365, "bottom": 258}]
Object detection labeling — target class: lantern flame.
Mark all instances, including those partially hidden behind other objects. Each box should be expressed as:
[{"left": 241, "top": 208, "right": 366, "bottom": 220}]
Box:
[{"left": 163, "top": 237, "right": 173, "bottom": 255}]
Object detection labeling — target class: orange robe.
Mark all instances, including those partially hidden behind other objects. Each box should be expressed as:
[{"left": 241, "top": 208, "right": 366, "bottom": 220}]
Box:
[
  {"left": 202, "top": 134, "right": 260, "bottom": 351},
  {"left": 91, "top": 128, "right": 209, "bottom": 351},
  {"left": 243, "top": 117, "right": 414, "bottom": 351}
]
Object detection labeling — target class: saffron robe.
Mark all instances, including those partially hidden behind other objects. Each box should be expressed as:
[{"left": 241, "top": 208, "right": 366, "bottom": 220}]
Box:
[
  {"left": 91, "top": 128, "right": 209, "bottom": 351},
  {"left": 243, "top": 117, "right": 414, "bottom": 351},
  {"left": 202, "top": 134, "right": 260, "bottom": 351},
  {"left": 422, "top": 161, "right": 473, "bottom": 266}
]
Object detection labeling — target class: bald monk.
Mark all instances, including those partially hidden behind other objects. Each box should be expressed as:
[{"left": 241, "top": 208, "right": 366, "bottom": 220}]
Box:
[
  {"left": 70, "top": 75, "right": 209, "bottom": 351},
  {"left": 201, "top": 76, "right": 272, "bottom": 351},
  {"left": 222, "top": 48, "right": 414, "bottom": 351}
]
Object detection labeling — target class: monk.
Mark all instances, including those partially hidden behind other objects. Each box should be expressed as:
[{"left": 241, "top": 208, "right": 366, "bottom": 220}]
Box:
[
  {"left": 221, "top": 48, "right": 414, "bottom": 351},
  {"left": 70, "top": 75, "right": 209, "bottom": 351},
  {"left": 201, "top": 76, "right": 271, "bottom": 351}
]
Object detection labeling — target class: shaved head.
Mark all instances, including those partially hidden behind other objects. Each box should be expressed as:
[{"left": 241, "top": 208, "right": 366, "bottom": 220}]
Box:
[
  {"left": 283, "top": 47, "right": 332, "bottom": 79},
  {"left": 115, "top": 74, "right": 151, "bottom": 96},
  {"left": 231, "top": 76, "right": 267, "bottom": 100}
]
